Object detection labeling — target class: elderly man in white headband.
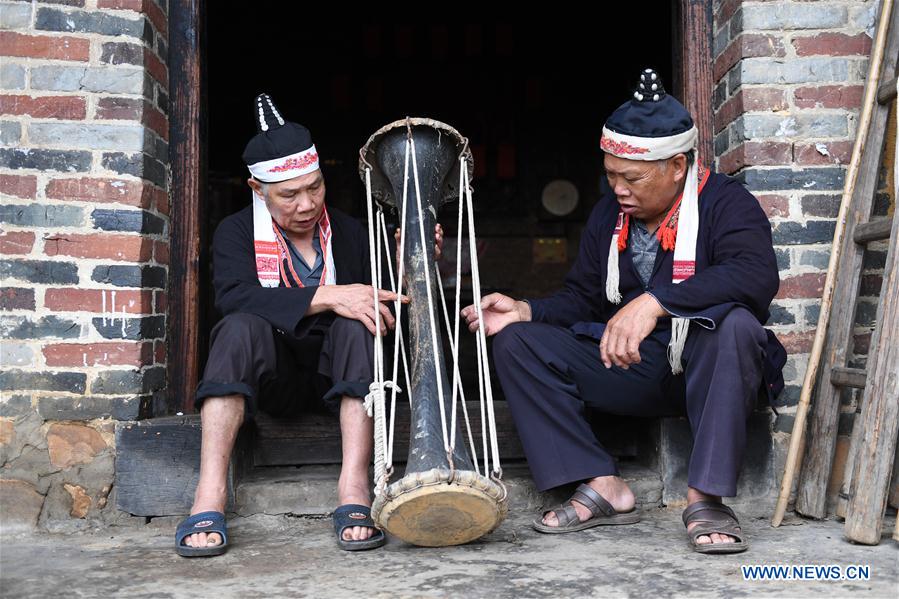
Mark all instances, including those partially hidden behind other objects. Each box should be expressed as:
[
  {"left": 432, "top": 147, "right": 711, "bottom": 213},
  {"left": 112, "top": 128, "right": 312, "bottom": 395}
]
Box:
[
  {"left": 464, "top": 69, "right": 785, "bottom": 554},
  {"left": 175, "top": 94, "right": 440, "bottom": 556}
]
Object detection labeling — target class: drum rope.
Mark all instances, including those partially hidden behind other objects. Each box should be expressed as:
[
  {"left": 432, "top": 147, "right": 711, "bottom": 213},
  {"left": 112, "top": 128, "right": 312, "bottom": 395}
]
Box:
[
  {"left": 436, "top": 268, "right": 481, "bottom": 476},
  {"left": 363, "top": 166, "right": 389, "bottom": 493},
  {"left": 409, "top": 137, "right": 452, "bottom": 457},
  {"left": 462, "top": 162, "right": 502, "bottom": 475},
  {"left": 364, "top": 135, "right": 504, "bottom": 488}
]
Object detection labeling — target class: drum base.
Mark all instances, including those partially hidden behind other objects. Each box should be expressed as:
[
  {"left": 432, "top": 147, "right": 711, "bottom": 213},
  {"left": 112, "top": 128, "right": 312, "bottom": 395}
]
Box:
[{"left": 372, "top": 469, "right": 507, "bottom": 547}]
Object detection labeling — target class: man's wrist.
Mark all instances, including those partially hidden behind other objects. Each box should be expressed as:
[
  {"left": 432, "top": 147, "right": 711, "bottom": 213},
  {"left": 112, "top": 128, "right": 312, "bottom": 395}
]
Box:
[
  {"left": 308, "top": 286, "right": 332, "bottom": 315},
  {"left": 643, "top": 292, "right": 669, "bottom": 318},
  {"left": 516, "top": 299, "right": 532, "bottom": 322}
]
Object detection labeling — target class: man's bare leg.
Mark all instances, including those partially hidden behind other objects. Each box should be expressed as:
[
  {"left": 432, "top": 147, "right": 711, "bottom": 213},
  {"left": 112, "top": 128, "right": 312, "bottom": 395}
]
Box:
[
  {"left": 686, "top": 487, "right": 737, "bottom": 546},
  {"left": 183, "top": 394, "right": 243, "bottom": 549},
  {"left": 541, "top": 475, "right": 636, "bottom": 526},
  {"left": 337, "top": 395, "right": 375, "bottom": 541}
]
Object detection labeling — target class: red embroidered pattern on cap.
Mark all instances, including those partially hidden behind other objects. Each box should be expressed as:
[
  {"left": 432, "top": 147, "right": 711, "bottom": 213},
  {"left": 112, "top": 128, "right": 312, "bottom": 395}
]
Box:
[
  {"left": 268, "top": 151, "right": 319, "bottom": 173},
  {"left": 600, "top": 136, "right": 650, "bottom": 155}
]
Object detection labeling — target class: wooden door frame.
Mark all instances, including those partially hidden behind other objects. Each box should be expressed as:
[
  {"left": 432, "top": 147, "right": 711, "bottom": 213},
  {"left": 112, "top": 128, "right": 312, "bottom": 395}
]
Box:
[{"left": 163, "top": 4, "right": 715, "bottom": 415}]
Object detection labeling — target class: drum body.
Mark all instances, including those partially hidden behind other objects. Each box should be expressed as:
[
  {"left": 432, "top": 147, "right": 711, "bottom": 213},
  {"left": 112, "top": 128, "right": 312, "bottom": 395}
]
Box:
[{"left": 359, "top": 118, "right": 506, "bottom": 547}]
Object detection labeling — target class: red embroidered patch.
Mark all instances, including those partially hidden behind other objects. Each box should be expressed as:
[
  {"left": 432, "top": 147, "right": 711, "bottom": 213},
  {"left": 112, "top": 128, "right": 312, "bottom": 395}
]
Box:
[
  {"left": 268, "top": 151, "right": 319, "bottom": 173},
  {"left": 600, "top": 136, "right": 650, "bottom": 155},
  {"left": 256, "top": 256, "right": 278, "bottom": 271},
  {"left": 672, "top": 260, "right": 695, "bottom": 281},
  {"left": 349, "top": 512, "right": 367, "bottom": 520},
  {"left": 194, "top": 520, "right": 214, "bottom": 528}
]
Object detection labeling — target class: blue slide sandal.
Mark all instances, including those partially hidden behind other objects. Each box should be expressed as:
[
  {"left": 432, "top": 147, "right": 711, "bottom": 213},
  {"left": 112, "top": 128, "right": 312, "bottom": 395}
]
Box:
[
  {"left": 175, "top": 511, "right": 229, "bottom": 557},
  {"left": 333, "top": 504, "right": 386, "bottom": 551}
]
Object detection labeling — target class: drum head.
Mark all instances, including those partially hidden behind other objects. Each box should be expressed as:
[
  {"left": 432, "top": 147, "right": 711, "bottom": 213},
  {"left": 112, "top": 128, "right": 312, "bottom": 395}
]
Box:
[
  {"left": 372, "top": 468, "right": 507, "bottom": 547},
  {"left": 359, "top": 117, "right": 474, "bottom": 209}
]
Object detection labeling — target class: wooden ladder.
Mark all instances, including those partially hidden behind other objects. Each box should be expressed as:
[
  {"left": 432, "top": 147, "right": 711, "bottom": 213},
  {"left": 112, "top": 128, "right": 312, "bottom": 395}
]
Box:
[{"left": 773, "top": 0, "right": 899, "bottom": 545}]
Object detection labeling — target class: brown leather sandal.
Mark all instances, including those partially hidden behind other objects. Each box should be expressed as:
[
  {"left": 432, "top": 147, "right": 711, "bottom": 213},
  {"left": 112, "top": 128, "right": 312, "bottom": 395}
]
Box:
[
  {"left": 682, "top": 501, "right": 749, "bottom": 554},
  {"left": 532, "top": 483, "right": 641, "bottom": 534}
]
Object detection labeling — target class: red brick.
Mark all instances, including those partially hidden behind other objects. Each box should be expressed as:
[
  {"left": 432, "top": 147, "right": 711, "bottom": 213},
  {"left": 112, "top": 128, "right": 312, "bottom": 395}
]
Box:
[
  {"left": 0, "top": 174, "right": 37, "bottom": 199},
  {"left": 43, "top": 234, "right": 152, "bottom": 262},
  {"left": 98, "top": 0, "right": 142, "bottom": 9},
  {"left": 43, "top": 342, "right": 152, "bottom": 367},
  {"left": 792, "top": 33, "right": 872, "bottom": 57},
  {"left": 154, "top": 290, "right": 167, "bottom": 314},
  {"left": 742, "top": 87, "right": 789, "bottom": 112},
  {"left": 0, "top": 32, "right": 90, "bottom": 62},
  {"left": 776, "top": 273, "right": 826, "bottom": 300},
  {"left": 151, "top": 186, "right": 169, "bottom": 216},
  {"left": 154, "top": 339, "right": 166, "bottom": 364},
  {"left": 153, "top": 240, "right": 169, "bottom": 265},
  {"left": 0, "top": 95, "right": 87, "bottom": 120},
  {"left": 715, "top": 88, "right": 788, "bottom": 133},
  {"left": 718, "top": 141, "right": 792, "bottom": 174},
  {"left": 0, "top": 288, "right": 35, "bottom": 311},
  {"left": 794, "top": 141, "right": 854, "bottom": 166},
  {"left": 794, "top": 85, "right": 864, "bottom": 110},
  {"left": 757, "top": 194, "right": 790, "bottom": 219},
  {"left": 778, "top": 329, "right": 815, "bottom": 354},
  {"left": 717, "top": 0, "right": 741, "bottom": 24},
  {"left": 142, "top": 104, "right": 168, "bottom": 141},
  {"left": 143, "top": 0, "right": 168, "bottom": 35},
  {"left": 99, "top": 0, "right": 167, "bottom": 35},
  {"left": 96, "top": 97, "right": 142, "bottom": 121},
  {"left": 144, "top": 50, "right": 167, "bottom": 87},
  {"left": 714, "top": 33, "right": 786, "bottom": 81},
  {"left": 45, "top": 288, "right": 152, "bottom": 313},
  {"left": 0, "top": 231, "right": 35, "bottom": 255},
  {"left": 46, "top": 178, "right": 152, "bottom": 209}
]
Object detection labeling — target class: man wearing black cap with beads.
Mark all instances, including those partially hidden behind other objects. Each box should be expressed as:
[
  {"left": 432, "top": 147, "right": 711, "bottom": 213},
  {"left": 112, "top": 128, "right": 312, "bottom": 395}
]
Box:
[
  {"left": 463, "top": 69, "right": 785, "bottom": 554},
  {"left": 175, "top": 94, "right": 421, "bottom": 555}
]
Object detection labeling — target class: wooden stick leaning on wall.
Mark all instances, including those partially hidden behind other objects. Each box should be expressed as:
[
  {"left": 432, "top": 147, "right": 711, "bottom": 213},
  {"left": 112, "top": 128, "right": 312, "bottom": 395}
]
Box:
[{"left": 771, "top": 0, "right": 895, "bottom": 528}]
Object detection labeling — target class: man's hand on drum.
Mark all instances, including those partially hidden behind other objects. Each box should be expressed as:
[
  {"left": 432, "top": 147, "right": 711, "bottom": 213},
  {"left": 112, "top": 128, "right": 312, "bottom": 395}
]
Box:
[
  {"left": 394, "top": 223, "right": 444, "bottom": 263},
  {"left": 314, "top": 284, "right": 408, "bottom": 336},
  {"left": 461, "top": 292, "right": 531, "bottom": 336}
]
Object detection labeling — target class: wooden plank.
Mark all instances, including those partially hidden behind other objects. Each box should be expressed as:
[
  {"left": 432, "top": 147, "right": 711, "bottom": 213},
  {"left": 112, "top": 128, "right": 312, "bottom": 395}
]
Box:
[
  {"left": 253, "top": 401, "right": 642, "bottom": 467},
  {"left": 844, "top": 207, "right": 899, "bottom": 544},
  {"left": 793, "top": 3, "right": 899, "bottom": 520},
  {"left": 877, "top": 75, "right": 897, "bottom": 105},
  {"left": 675, "top": 0, "right": 715, "bottom": 163},
  {"left": 854, "top": 218, "right": 893, "bottom": 244},
  {"left": 830, "top": 367, "right": 868, "bottom": 389},
  {"left": 166, "top": 0, "right": 207, "bottom": 415},
  {"left": 114, "top": 415, "right": 238, "bottom": 517},
  {"left": 888, "top": 447, "right": 899, "bottom": 509}
]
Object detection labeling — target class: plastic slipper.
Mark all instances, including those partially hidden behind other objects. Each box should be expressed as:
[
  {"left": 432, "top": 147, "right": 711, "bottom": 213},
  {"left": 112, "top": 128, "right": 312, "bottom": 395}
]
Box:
[
  {"left": 532, "top": 483, "right": 641, "bottom": 533},
  {"left": 333, "top": 504, "right": 386, "bottom": 551},
  {"left": 175, "top": 511, "right": 229, "bottom": 557},
  {"left": 682, "top": 501, "right": 749, "bottom": 554}
]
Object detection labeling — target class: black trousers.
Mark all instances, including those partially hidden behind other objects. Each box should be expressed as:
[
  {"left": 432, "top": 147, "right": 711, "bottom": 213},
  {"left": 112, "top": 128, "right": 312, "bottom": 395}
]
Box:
[
  {"left": 492, "top": 307, "right": 768, "bottom": 497},
  {"left": 195, "top": 313, "right": 374, "bottom": 418}
]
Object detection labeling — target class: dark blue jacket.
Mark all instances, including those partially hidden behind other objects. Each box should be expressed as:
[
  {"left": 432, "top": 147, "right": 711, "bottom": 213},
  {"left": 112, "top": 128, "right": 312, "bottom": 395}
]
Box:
[{"left": 529, "top": 172, "right": 787, "bottom": 403}]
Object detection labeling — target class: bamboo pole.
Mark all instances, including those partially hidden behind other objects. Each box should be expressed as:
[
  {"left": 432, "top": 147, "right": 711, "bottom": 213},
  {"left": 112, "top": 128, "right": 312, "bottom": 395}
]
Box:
[{"left": 771, "top": 0, "right": 895, "bottom": 527}]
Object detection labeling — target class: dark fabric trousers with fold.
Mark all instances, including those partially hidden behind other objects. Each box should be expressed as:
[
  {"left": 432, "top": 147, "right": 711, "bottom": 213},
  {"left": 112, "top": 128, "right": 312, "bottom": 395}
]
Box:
[
  {"left": 492, "top": 307, "right": 767, "bottom": 497},
  {"left": 195, "top": 313, "right": 373, "bottom": 419}
]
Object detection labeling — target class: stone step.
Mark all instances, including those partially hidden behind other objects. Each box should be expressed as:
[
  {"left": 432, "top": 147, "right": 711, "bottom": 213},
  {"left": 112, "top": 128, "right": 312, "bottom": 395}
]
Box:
[{"left": 234, "top": 460, "right": 663, "bottom": 517}]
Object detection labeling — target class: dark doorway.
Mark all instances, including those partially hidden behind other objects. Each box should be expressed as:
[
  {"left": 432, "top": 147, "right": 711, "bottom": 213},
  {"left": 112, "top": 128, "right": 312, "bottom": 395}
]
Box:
[
  {"left": 187, "top": 16, "right": 677, "bottom": 464},
  {"left": 201, "top": 16, "right": 674, "bottom": 373}
]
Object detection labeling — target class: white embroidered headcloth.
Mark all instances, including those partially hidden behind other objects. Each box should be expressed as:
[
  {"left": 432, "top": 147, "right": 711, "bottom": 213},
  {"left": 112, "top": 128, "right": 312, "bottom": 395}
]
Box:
[
  {"left": 241, "top": 93, "right": 334, "bottom": 288},
  {"left": 600, "top": 68, "right": 701, "bottom": 375}
]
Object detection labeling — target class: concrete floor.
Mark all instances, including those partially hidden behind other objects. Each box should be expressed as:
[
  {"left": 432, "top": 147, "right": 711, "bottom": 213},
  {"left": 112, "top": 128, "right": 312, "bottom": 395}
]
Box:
[{"left": 1, "top": 507, "right": 897, "bottom": 598}]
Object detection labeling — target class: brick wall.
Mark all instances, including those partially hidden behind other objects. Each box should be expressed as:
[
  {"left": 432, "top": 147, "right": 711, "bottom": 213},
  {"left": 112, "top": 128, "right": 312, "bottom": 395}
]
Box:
[
  {"left": 712, "top": 0, "right": 889, "bottom": 501},
  {"left": 0, "top": 0, "right": 169, "bottom": 528}
]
